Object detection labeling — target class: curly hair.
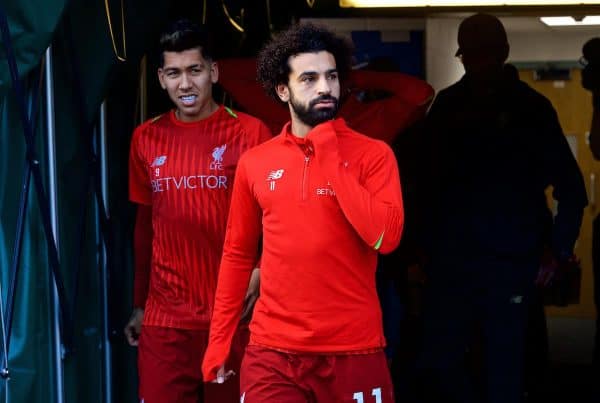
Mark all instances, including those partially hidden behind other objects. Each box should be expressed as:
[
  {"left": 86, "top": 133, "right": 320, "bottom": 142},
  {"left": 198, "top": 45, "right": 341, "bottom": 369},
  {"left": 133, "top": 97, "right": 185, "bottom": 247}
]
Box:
[
  {"left": 158, "top": 19, "right": 214, "bottom": 67},
  {"left": 257, "top": 23, "right": 353, "bottom": 102}
]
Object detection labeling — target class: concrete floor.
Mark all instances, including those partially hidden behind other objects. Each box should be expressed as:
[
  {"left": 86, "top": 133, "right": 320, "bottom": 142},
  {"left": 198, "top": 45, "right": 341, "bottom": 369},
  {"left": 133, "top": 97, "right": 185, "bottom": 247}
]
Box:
[
  {"left": 547, "top": 317, "right": 595, "bottom": 365},
  {"left": 540, "top": 317, "right": 598, "bottom": 403}
]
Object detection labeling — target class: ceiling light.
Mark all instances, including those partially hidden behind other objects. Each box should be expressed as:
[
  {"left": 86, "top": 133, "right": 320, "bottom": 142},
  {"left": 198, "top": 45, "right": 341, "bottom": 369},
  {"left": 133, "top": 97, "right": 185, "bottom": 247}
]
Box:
[
  {"left": 540, "top": 15, "right": 600, "bottom": 25},
  {"left": 341, "top": 0, "right": 600, "bottom": 7}
]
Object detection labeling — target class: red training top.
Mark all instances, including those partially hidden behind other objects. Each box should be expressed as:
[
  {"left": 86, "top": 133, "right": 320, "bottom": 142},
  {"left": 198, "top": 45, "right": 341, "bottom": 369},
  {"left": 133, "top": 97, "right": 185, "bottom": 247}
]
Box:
[
  {"left": 218, "top": 58, "right": 434, "bottom": 143},
  {"left": 129, "top": 106, "right": 272, "bottom": 329},
  {"left": 202, "top": 118, "right": 404, "bottom": 380}
]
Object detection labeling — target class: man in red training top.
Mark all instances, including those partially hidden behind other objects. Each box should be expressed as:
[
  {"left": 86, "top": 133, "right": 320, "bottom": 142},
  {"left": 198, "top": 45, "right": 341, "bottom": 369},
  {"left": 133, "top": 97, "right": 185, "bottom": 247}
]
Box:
[
  {"left": 123, "top": 19, "right": 271, "bottom": 403},
  {"left": 217, "top": 58, "right": 434, "bottom": 143},
  {"left": 202, "top": 23, "right": 404, "bottom": 402}
]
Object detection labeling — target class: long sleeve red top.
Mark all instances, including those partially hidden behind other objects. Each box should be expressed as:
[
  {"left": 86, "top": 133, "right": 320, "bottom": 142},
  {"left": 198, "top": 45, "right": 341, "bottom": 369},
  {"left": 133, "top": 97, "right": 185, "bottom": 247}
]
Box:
[
  {"left": 218, "top": 58, "right": 434, "bottom": 143},
  {"left": 202, "top": 119, "right": 404, "bottom": 381}
]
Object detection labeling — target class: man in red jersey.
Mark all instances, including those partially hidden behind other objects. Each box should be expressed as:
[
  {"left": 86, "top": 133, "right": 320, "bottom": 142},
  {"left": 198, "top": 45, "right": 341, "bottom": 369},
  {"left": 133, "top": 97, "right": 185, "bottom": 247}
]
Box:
[
  {"left": 202, "top": 23, "right": 403, "bottom": 402},
  {"left": 123, "top": 19, "right": 271, "bottom": 403}
]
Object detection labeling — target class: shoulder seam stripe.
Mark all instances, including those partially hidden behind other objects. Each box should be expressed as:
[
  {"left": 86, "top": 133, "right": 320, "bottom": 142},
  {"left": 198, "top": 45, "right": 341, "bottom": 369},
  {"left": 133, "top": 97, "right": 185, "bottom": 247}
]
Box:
[
  {"left": 373, "top": 231, "right": 385, "bottom": 250},
  {"left": 224, "top": 106, "right": 238, "bottom": 118},
  {"left": 150, "top": 114, "right": 164, "bottom": 123}
]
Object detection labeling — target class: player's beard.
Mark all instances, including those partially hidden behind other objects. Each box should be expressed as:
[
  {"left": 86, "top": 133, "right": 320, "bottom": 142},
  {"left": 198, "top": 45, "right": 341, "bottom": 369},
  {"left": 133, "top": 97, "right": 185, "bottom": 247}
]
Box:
[{"left": 290, "top": 91, "right": 339, "bottom": 128}]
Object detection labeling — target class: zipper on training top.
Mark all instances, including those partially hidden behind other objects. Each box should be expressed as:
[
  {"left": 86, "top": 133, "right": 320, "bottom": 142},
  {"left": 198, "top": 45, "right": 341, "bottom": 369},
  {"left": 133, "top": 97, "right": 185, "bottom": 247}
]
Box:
[{"left": 302, "top": 156, "right": 310, "bottom": 201}]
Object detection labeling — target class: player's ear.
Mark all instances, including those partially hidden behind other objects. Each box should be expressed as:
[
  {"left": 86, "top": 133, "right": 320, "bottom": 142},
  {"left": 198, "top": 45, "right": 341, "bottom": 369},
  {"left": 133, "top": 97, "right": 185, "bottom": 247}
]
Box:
[
  {"left": 210, "top": 61, "right": 219, "bottom": 84},
  {"left": 157, "top": 68, "right": 167, "bottom": 90},
  {"left": 276, "top": 84, "right": 289, "bottom": 103}
]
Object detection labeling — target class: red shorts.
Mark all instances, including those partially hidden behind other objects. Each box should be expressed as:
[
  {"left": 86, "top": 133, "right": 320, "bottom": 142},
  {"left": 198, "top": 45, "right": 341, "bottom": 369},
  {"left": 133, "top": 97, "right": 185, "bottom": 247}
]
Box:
[
  {"left": 240, "top": 345, "right": 394, "bottom": 403},
  {"left": 138, "top": 325, "right": 249, "bottom": 403}
]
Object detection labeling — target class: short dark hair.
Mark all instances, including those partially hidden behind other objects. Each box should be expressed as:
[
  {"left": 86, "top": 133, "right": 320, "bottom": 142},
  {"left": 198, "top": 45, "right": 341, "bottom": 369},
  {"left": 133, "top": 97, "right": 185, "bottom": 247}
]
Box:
[
  {"left": 257, "top": 23, "right": 353, "bottom": 101},
  {"left": 583, "top": 37, "right": 600, "bottom": 65},
  {"left": 158, "top": 19, "right": 214, "bottom": 67}
]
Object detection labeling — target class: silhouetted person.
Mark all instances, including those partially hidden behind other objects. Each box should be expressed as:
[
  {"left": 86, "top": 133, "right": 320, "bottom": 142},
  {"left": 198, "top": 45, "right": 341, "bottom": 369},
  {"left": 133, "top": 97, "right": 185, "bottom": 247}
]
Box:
[
  {"left": 583, "top": 36, "right": 600, "bottom": 399},
  {"left": 418, "top": 13, "right": 587, "bottom": 403},
  {"left": 503, "top": 62, "right": 519, "bottom": 81},
  {"left": 502, "top": 63, "right": 552, "bottom": 402}
]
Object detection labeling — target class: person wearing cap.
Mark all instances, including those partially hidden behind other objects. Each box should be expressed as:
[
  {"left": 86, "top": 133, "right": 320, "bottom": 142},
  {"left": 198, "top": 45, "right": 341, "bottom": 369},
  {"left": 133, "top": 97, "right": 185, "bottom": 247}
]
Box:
[
  {"left": 417, "top": 13, "right": 587, "bottom": 403},
  {"left": 583, "top": 36, "right": 600, "bottom": 395}
]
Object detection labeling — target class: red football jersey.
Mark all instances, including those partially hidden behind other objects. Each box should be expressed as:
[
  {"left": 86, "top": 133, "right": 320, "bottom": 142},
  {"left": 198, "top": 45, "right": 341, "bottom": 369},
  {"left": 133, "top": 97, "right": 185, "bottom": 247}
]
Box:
[{"left": 129, "top": 106, "right": 271, "bottom": 329}]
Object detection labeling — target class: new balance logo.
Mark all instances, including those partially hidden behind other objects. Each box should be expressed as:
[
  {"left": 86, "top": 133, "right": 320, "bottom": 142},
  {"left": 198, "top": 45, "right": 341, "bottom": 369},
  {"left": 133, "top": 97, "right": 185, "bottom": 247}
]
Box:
[
  {"left": 151, "top": 156, "right": 167, "bottom": 177},
  {"left": 151, "top": 156, "right": 167, "bottom": 167},
  {"left": 267, "top": 169, "right": 284, "bottom": 180},
  {"left": 210, "top": 144, "right": 227, "bottom": 170},
  {"left": 266, "top": 169, "right": 285, "bottom": 191}
]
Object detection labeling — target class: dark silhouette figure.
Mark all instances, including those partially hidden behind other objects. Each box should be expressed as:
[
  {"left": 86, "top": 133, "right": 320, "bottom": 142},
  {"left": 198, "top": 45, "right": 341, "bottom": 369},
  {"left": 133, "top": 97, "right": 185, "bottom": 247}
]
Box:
[
  {"left": 417, "top": 14, "right": 588, "bottom": 403},
  {"left": 583, "top": 36, "right": 600, "bottom": 401}
]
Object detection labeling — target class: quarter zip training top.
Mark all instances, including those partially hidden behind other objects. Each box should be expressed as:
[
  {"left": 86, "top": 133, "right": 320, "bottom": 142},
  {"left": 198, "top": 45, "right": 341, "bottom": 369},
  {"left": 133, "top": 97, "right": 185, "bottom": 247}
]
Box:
[{"left": 202, "top": 118, "right": 404, "bottom": 381}]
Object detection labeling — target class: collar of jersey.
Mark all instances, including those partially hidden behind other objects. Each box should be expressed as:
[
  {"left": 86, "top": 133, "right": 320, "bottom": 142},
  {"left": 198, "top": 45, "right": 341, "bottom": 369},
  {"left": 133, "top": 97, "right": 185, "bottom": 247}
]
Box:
[
  {"left": 279, "top": 118, "right": 346, "bottom": 145},
  {"left": 168, "top": 104, "right": 225, "bottom": 128}
]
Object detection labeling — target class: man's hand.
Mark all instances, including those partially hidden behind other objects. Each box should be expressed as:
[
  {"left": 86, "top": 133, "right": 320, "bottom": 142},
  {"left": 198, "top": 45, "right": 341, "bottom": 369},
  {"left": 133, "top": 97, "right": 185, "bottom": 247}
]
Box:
[
  {"left": 124, "top": 308, "right": 144, "bottom": 346},
  {"left": 536, "top": 249, "right": 580, "bottom": 288},
  {"left": 211, "top": 364, "right": 236, "bottom": 384},
  {"left": 241, "top": 268, "right": 260, "bottom": 323},
  {"left": 536, "top": 249, "right": 559, "bottom": 288},
  {"left": 536, "top": 260, "right": 558, "bottom": 289}
]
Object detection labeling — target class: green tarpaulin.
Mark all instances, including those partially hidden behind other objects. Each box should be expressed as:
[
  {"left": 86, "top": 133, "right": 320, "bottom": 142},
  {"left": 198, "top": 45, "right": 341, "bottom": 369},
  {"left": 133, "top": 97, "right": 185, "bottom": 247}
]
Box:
[
  {"left": 0, "top": 0, "right": 170, "bottom": 401},
  {"left": 0, "top": 0, "right": 284, "bottom": 400}
]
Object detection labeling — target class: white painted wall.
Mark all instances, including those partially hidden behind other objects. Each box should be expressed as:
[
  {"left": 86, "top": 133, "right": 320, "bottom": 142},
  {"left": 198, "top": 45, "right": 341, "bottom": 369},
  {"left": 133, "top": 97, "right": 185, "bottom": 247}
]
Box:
[
  {"left": 508, "top": 30, "right": 597, "bottom": 62},
  {"left": 425, "top": 17, "right": 464, "bottom": 93}
]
